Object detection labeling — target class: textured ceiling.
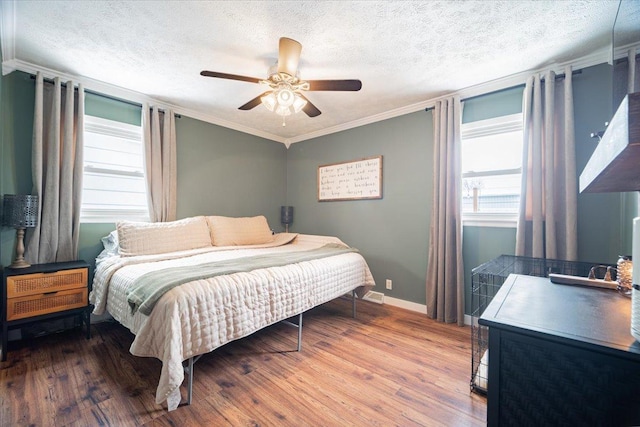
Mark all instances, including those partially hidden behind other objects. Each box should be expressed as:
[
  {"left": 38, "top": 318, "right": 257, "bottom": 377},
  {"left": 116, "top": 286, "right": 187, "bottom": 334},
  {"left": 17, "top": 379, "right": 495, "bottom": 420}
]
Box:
[{"left": 2, "top": 1, "right": 640, "bottom": 144}]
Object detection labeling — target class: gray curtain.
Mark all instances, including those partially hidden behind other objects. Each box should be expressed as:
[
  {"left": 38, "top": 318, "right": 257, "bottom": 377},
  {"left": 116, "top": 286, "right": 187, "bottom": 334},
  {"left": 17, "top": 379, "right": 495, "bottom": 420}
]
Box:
[
  {"left": 630, "top": 47, "right": 636, "bottom": 93},
  {"left": 615, "top": 46, "right": 638, "bottom": 102},
  {"left": 516, "top": 66, "right": 577, "bottom": 261},
  {"left": 426, "top": 96, "right": 465, "bottom": 325},
  {"left": 143, "top": 105, "right": 177, "bottom": 222},
  {"left": 25, "top": 73, "right": 84, "bottom": 263}
]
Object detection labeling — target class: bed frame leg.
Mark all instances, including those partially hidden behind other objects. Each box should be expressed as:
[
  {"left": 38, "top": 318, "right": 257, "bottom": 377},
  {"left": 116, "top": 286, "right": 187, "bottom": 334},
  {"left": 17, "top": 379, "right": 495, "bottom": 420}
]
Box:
[
  {"left": 297, "top": 313, "right": 303, "bottom": 352},
  {"left": 186, "top": 357, "right": 194, "bottom": 405},
  {"left": 352, "top": 289, "right": 357, "bottom": 319},
  {"left": 281, "top": 314, "right": 303, "bottom": 351},
  {"left": 182, "top": 355, "right": 202, "bottom": 406}
]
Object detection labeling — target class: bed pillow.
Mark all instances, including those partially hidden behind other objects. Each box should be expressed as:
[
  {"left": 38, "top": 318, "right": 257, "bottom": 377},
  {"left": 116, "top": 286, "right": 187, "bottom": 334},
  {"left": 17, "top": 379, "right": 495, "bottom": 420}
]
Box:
[
  {"left": 206, "top": 215, "right": 274, "bottom": 246},
  {"left": 117, "top": 216, "right": 212, "bottom": 256}
]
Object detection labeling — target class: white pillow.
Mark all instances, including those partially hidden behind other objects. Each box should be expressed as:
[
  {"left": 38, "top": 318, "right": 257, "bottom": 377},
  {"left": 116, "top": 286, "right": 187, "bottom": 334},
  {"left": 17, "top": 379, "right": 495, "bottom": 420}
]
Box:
[
  {"left": 117, "top": 216, "right": 212, "bottom": 256},
  {"left": 206, "top": 215, "right": 274, "bottom": 246}
]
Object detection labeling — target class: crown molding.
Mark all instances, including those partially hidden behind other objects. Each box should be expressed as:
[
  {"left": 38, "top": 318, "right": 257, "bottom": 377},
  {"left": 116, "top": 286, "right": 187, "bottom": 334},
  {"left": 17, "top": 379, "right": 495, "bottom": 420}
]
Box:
[
  {"left": 285, "top": 45, "right": 622, "bottom": 145},
  {"left": 170, "top": 104, "right": 286, "bottom": 144},
  {"left": 613, "top": 41, "right": 640, "bottom": 62},
  {"left": 2, "top": 58, "right": 286, "bottom": 144},
  {"left": 0, "top": 0, "right": 16, "bottom": 64},
  {"left": 3, "top": 58, "right": 155, "bottom": 100},
  {"left": 283, "top": 98, "right": 434, "bottom": 145}
]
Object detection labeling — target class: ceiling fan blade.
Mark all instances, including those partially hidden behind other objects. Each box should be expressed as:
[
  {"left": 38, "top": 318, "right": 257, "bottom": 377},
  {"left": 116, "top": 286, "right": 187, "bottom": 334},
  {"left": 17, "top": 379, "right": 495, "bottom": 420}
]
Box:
[
  {"left": 299, "top": 94, "right": 321, "bottom": 117},
  {"left": 238, "top": 92, "right": 271, "bottom": 110},
  {"left": 306, "top": 79, "right": 362, "bottom": 91},
  {"left": 200, "top": 70, "right": 261, "bottom": 84},
  {"left": 277, "top": 37, "right": 302, "bottom": 76}
]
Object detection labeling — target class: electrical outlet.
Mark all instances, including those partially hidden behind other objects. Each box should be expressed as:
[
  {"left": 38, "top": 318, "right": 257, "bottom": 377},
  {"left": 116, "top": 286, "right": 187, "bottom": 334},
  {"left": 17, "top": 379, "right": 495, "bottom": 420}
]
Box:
[{"left": 385, "top": 279, "right": 392, "bottom": 290}]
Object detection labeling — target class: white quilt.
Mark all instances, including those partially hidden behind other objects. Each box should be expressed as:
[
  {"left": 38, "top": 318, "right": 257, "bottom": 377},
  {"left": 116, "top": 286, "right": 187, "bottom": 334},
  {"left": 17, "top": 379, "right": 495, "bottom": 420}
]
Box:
[{"left": 90, "top": 234, "right": 375, "bottom": 410}]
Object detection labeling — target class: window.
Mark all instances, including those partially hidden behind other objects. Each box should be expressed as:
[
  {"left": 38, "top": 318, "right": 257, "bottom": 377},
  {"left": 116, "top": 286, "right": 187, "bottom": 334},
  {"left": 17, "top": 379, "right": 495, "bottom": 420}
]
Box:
[
  {"left": 81, "top": 115, "right": 149, "bottom": 223},
  {"left": 461, "top": 113, "right": 523, "bottom": 226}
]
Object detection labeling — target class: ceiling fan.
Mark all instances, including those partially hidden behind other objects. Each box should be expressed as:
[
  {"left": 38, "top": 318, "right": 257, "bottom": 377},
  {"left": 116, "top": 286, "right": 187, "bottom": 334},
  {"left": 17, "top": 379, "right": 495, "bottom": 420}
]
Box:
[{"left": 200, "top": 37, "right": 362, "bottom": 125}]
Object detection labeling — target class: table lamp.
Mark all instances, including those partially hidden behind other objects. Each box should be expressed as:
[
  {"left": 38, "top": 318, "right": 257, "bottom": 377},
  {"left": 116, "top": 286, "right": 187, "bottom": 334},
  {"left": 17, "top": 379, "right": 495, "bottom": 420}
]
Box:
[
  {"left": 281, "top": 206, "right": 293, "bottom": 233},
  {"left": 2, "top": 194, "right": 39, "bottom": 268}
]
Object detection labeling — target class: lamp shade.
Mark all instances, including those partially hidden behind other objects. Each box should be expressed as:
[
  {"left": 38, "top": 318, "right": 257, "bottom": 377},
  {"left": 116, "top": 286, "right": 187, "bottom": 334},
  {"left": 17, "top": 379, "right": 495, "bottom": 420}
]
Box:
[
  {"left": 2, "top": 194, "right": 39, "bottom": 228},
  {"left": 281, "top": 206, "right": 294, "bottom": 225}
]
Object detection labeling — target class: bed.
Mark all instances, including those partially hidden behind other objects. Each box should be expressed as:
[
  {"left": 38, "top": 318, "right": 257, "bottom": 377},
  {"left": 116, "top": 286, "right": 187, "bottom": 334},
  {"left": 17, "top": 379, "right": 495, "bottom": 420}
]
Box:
[{"left": 89, "top": 215, "right": 375, "bottom": 410}]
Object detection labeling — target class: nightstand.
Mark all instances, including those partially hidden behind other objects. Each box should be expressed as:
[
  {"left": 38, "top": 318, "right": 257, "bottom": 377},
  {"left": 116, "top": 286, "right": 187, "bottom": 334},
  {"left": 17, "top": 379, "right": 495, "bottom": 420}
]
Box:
[{"left": 1, "top": 260, "right": 92, "bottom": 361}]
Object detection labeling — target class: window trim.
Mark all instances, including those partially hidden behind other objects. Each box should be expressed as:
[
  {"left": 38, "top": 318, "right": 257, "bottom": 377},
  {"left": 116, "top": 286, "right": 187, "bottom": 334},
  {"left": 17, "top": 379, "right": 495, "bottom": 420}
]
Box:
[
  {"left": 84, "top": 116, "right": 142, "bottom": 140},
  {"left": 461, "top": 113, "right": 522, "bottom": 228},
  {"left": 462, "top": 167, "right": 521, "bottom": 179},
  {"left": 463, "top": 212, "right": 518, "bottom": 228},
  {"left": 84, "top": 164, "right": 144, "bottom": 178},
  {"left": 81, "top": 208, "right": 150, "bottom": 223},
  {"left": 461, "top": 113, "right": 522, "bottom": 139}
]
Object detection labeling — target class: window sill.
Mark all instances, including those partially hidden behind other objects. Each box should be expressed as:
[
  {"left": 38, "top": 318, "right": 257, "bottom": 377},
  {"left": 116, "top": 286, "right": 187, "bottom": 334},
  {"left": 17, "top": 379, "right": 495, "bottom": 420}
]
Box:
[
  {"left": 80, "top": 210, "right": 149, "bottom": 224},
  {"left": 462, "top": 212, "right": 517, "bottom": 228}
]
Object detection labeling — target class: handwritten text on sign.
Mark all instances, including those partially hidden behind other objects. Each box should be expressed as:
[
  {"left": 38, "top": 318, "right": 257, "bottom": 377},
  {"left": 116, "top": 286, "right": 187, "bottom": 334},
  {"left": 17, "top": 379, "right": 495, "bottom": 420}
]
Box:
[{"left": 318, "top": 156, "right": 383, "bottom": 201}]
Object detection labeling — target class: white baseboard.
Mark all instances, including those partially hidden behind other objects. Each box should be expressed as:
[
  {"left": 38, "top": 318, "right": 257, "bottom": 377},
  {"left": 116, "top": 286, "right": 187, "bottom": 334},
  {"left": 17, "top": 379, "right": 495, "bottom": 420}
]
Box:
[
  {"left": 383, "top": 296, "right": 427, "bottom": 314},
  {"left": 464, "top": 313, "right": 472, "bottom": 326},
  {"left": 379, "top": 296, "right": 473, "bottom": 326}
]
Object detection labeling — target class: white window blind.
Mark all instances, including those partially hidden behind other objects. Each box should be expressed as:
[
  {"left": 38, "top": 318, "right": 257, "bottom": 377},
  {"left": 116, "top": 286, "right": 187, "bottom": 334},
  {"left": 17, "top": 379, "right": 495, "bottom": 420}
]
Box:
[{"left": 81, "top": 115, "right": 149, "bottom": 223}]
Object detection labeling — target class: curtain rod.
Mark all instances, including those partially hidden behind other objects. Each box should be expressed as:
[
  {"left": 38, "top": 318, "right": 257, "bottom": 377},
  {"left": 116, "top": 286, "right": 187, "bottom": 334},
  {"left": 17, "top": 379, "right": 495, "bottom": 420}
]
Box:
[
  {"left": 29, "top": 74, "right": 181, "bottom": 117},
  {"left": 424, "top": 69, "right": 583, "bottom": 112},
  {"left": 614, "top": 52, "right": 640, "bottom": 65}
]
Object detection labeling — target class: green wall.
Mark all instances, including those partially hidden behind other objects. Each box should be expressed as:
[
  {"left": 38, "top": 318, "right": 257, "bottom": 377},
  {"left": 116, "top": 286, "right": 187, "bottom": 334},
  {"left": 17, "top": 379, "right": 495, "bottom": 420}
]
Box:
[
  {"left": 85, "top": 92, "right": 142, "bottom": 126},
  {"left": 1, "top": 72, "right": 35, "bottom": 267},
  {"left": 462, "top": 86, "right": 524, "bottom": 123},
  {"left": 175, "top": 116, "right": 286, "bottom": 226},
  {"left": 574, "top": 63, "right": 625, "bottom": 263},
  {"left": 461, "top": 225, "right": 517, "bottom": 314}
]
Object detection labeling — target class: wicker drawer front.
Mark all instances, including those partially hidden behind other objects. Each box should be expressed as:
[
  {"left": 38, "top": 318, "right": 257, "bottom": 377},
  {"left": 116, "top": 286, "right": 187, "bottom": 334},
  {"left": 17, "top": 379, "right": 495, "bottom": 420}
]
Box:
[
  {"left": 7, "top": 288, "right": 88, "bottom": 321},
  {"left": 6, "top": 268, "right": 88, "bottom": 298}
]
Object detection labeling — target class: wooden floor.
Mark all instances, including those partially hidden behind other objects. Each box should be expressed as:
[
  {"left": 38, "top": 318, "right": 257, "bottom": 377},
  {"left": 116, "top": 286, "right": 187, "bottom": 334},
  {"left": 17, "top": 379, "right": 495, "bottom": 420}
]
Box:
[{"left": 0, "top": 298, "right": 486, "bottom": 426}]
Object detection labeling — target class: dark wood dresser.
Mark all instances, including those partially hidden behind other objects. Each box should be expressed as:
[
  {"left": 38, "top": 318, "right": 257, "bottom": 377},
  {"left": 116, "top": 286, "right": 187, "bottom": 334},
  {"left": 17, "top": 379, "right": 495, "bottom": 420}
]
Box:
[{"left": 479, "top": 274, "right": 640, "bottom": 426}]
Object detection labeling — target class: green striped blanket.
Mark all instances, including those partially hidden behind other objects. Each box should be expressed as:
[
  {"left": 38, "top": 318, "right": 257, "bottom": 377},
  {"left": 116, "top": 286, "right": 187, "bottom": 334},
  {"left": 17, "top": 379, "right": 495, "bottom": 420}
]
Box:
[{"left": 126, "top": 243, "right": 358, "bottom": 315}]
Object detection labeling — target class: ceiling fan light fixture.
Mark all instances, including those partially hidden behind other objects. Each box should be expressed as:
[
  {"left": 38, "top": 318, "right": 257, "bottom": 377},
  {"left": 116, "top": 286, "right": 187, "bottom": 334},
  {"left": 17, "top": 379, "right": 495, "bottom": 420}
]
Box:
[
  {"left": 292, "top": 94, "right": 307, "bottom": 113},
  {"left": 275, "top": 104, "right": 292, "bottom": 117},
  {"left": 261, "top": 84, "right": 306, "bottom": 118},
  {"left": 276, "top": 87, "right": 295, "bottom": 108},
  {"left": 261, "top": 92, "right": 277, "bottom": 112}
]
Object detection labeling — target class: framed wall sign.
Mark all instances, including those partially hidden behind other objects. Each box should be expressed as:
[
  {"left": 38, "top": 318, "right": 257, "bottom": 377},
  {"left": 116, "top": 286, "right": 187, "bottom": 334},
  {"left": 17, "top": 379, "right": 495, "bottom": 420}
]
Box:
[{"left": 317, "top": 155, "right": 383, "bottom": 201}]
